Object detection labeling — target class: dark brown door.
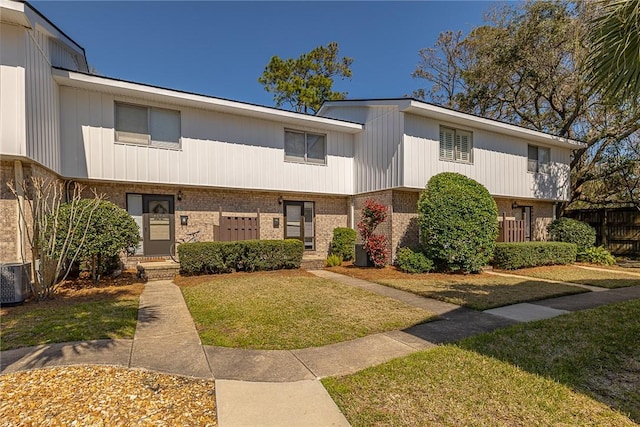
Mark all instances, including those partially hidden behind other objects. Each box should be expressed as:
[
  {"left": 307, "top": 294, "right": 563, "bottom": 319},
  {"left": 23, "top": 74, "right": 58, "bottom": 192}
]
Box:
[{"left": 143, "top": 195, "right": 174, "bottom": 256}]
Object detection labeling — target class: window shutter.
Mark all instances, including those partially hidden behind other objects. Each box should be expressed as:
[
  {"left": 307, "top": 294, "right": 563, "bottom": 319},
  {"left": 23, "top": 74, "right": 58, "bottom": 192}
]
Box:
[
  {"left": 456, "top": 131, "right": 471, "bottom": 162},
  {"left": 439, "top": 128, "right": 454, "bottom": 160}
]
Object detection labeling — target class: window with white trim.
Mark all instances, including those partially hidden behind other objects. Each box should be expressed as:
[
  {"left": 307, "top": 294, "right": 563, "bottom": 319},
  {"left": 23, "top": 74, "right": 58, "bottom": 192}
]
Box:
[
  {"left": 115, "top": 102, "right": 181, "bottom": 148},
  {"left": 439, "top": 126, "right": 472, "bottom": 163},
  {"left": 284, "top": 130, "right": 326, "bottom": 165},
  {"left": 527, "top": 145, "right": 550, "bottom": 173}
]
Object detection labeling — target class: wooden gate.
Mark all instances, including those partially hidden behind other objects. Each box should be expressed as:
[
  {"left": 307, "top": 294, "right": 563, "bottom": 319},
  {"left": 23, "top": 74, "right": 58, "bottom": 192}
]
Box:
[
  {"left": 217, "top": 207, "right": 260, "bottom": 242},
  {"left": 497, "top": 215, "right": 526, "bottom": 243}
]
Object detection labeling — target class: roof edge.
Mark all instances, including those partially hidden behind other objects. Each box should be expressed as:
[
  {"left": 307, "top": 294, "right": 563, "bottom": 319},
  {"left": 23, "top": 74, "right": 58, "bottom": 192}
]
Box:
[
  {"left": 52, "top": 67, "right": 363, "bottom": 131},
  {"left": 320, "top": 97, "right": 587, "bottom": 148}
]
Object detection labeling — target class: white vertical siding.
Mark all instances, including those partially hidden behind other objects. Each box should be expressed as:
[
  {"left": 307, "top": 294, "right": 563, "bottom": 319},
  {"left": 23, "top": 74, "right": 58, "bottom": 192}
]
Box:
[
  {"left": 326, "top": 105, "right": 402, "bottom": 193},
  {"left": 24, "top": 28, "right": 60, "bottom": 172},
  {"left": 49, "top": 39, "right": 87, "bottom": 72},
  {"left": 59, "top": 87, "right": 355, "bottom": 195},
  {"left": 0, "top": 23, "right": 27, "bottom": 156},
  {"left": 402, "top": 114, "right": 571, "bottom": 201}
]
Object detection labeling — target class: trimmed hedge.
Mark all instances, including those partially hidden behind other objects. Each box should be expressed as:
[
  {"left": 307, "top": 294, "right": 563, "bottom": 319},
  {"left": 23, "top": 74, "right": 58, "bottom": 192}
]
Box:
[
  {"left": 493, "top": 242, "right": 577, "bottom": 270},
  {"left": 330, "top": 227, "right": 357, "bottom": 261},
  {"left": 178, "top": 239, "right": 303, "bottom": 275},
  {"left": 396, "top": 247, "right": 434, "bottom": 274}
]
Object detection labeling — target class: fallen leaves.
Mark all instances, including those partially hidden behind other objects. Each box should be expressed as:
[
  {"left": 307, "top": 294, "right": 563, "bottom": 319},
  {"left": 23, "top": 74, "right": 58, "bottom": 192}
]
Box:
[{"left": 0, "top": 365, "right": 217, "bottom": 426}]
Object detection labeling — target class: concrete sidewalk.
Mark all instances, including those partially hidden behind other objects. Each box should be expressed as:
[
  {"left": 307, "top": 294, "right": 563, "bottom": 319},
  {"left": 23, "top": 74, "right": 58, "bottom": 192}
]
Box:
[{"left": 2, "top": 271, "right": 640, "bottom": 427}]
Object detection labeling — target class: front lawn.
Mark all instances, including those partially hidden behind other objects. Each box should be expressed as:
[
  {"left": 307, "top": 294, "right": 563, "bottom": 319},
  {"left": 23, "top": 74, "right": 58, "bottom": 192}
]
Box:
[
  {"left": 323, "top": 299, "right": 640, "bottom": 426},
  {"left": 178, "top": 270, "right": 433, "bottom": 349},
  {"left": 0, "top": 284, "right": 144, "bottom": 351},
  {"left": 328, "top": 265, "right": 586, "bottom": 310},
  {"left": 507, "top": 265, "right": 640, "bottom": 288}
]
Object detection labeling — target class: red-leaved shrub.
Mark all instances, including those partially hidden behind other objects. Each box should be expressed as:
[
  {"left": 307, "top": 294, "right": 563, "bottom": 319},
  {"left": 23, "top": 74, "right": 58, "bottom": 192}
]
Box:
[{"left": 357, "top": 199, "right": 390, "bottom": 267}]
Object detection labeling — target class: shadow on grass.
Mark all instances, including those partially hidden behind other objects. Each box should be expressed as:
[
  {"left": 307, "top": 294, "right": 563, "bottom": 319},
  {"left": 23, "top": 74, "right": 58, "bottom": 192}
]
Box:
[
  {"left": 566, "top": 278, "right": 640, "bottom": 289},
  {"left": 384, "top": 279, "right": 588, "bottom": 310},
  {"left": 0, "top": 287, "right": 159, "bottom": 373},
  {"left": 454, "top": 300, "right": 640, "bottom": 423}
]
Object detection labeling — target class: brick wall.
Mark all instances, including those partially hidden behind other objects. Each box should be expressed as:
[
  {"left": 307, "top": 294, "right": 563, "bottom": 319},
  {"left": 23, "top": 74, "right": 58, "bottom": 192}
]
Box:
[
  {"left": 78, "top": 181, "right": 349, "bottom": 257},
  {"left": 391, "top": 191, "right": 420, "bottom": 260},
  {"left": 0, "top": 161, "right": 18, "bottom": 262}
]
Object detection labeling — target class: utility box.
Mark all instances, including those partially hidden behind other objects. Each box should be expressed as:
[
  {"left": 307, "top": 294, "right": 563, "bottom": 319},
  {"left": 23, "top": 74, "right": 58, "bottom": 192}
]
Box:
[
  {"left": 354, "top": 244, "right": 373, "bottom": 267},
  {"left": 0, "top": 263, "right": 31, "bottom": 305}
]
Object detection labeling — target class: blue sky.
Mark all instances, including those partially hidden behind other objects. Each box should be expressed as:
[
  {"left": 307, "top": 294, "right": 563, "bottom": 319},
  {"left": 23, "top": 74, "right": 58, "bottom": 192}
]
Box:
[{"left": 32, "top": 1, "right": 506, "bottom": 109}]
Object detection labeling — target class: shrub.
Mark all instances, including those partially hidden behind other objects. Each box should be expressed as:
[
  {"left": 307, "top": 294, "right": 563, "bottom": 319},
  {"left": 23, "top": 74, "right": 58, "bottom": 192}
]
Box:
[
  {"left": 547, "top": 217, "right": 596, "bottom": 251},
  {"left": 578, "top": 246, "right": 616, "bottom": 265},
  {"left": 357, "top": 199, "right": 390, "bottom": 268},
  {"left": 396, "top": 247, "right": 434, "bottom": 274},
  {"left": 330, "top": 228, "right": 356, "bottom": 261},
  {"left": 418, "top": 172, "right": 498, "bottom": 273},
  {"left": 493, "top": 242, "right": 577, "bottom": 270},
  {"left": 178, "top": 239, "right": 303, "bottom": 275},
  {"left": 56, "top": 199, "right": 140, "bottom": 283},
  {"left": 326, "top": 254, "right": 343, "bottom": 267}
]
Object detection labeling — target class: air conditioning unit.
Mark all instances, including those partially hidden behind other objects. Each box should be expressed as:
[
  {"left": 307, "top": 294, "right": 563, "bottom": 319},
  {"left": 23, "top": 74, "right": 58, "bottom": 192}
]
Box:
[{"left": 0, "top": 263, "right": 31, "bottom": 305}]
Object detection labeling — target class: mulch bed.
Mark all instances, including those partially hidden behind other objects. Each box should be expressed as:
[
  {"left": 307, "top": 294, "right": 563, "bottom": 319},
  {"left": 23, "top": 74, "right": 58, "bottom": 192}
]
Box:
[{"left": 0, "top": 366, "right": 217, "bottom": 426}]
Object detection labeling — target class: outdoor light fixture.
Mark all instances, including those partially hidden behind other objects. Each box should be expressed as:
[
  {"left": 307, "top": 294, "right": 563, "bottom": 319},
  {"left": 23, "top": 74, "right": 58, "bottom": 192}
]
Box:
[
  {"left": 180, "top": 215, "right": 188, "bottom": 226},
  {"left": 277, "top": 195, "right": 283, "bottom": 205},
  {"left": 512, "top": 201, "right": 519, "bottom": 209},
  {"left": 177, "top": 190, "right": 183, "bottom": 201}
]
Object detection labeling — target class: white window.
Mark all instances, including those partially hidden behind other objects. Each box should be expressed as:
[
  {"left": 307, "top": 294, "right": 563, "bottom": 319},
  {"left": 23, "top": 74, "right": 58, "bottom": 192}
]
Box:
[
  {"left": 284, "top": 130, "right": 326, "bottom": 165},
  {"left": 439, "top": 126, "right": 472, "bottom": 163},
  {"left": 115, "top": 102, "right": 181, "bottom": 147},
  {"left": 528, "top": 145, "right": 550, "bottom": 173}
]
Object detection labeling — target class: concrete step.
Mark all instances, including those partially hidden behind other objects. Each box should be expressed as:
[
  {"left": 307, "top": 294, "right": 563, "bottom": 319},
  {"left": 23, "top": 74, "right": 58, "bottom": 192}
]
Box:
[
  {"left": 137, "top": 261, "right": 180, "bottom": 281},
  {"left": 300, "top": 257, "right": 325, "bottom": 270}
]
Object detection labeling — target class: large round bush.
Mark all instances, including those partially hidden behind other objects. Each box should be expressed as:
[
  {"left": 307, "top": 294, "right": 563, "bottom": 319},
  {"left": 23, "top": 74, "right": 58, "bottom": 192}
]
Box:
[
  {"left": 56, "top": 199, "right": 140, "bottom": 282},
  {"left": 418, "top": 173, "right": 498, "bottom": 273},
  {"left": 547, "top": 217, "right": 596, "bottom": 251}
]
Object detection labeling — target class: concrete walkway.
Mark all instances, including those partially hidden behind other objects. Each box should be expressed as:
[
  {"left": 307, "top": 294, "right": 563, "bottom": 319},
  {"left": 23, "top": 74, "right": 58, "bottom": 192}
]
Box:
[{"left": 2, "top": 271, "right": 640, "bottom": 426}]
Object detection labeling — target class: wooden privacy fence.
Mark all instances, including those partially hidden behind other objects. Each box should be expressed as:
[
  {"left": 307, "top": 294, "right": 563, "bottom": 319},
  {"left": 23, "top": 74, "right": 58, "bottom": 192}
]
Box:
[
  {"left": 216, "top": 207, "right": 260, "bottom": 242},
  {"left": 497, "top": 214, "right": 526, "bottom": 243},
  {"left": 566, "top": 207, "right": 640, "bottom": 256}
]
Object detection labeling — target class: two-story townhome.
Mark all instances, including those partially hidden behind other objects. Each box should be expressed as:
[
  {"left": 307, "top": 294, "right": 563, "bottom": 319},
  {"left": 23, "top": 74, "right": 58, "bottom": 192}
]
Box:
[{"left": 0, "top": 0, "right": 584, "bottom": 265}]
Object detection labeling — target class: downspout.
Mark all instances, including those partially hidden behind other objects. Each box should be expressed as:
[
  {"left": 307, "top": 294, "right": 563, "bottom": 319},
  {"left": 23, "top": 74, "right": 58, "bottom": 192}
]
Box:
[
  {"left": 14, "top": 160, "right": 26, "bottom": 262},
  {"left": 349, "top": 196, "right": 355, "bottom": 229},
  {"left": 65, "top": 179, "right": 76, "bottom": 202}
]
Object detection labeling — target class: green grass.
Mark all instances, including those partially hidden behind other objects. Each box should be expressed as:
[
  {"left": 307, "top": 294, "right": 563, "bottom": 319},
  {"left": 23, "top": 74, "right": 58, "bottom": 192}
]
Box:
[
  {"left": 509, "top": 265, "right": 640, "bottom": 288},
  {"left": 180, "top": 271, "right": 433, "bottom": 349},
  {"left": 0, "top": 286, "right": 142, "bottom": 351},
  {"left": 377, "top": 275, "right": 586, "bottom": 310},
  {"left": 323, "top": 299, "right": 640, "bottom": 426}
]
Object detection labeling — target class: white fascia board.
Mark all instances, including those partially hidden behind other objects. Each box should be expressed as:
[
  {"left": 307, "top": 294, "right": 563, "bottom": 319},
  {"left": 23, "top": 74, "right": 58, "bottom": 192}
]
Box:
[
  {"left": 0, "top": 0, "right": 30, "bottom": 27},
  {"left": 1, "top": 1, "right": 86, "bottom": 58},
  {"left": 401, "top": 100, "right": 585, "bottom": 149},
  {"left": 318, "top": 99, "right": 411, "bottom": 116},
  {"left": 52, "top": 69, "right": 363, "bottom": 133}
]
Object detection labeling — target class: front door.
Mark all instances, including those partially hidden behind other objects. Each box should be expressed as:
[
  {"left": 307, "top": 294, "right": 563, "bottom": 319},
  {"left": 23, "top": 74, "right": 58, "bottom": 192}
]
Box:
[
  {"left": 284, "top": 201, "right": 315, "bottom": 250},
  {"left": 142, "top": 195, "right": 175, "bottom": 256}
]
